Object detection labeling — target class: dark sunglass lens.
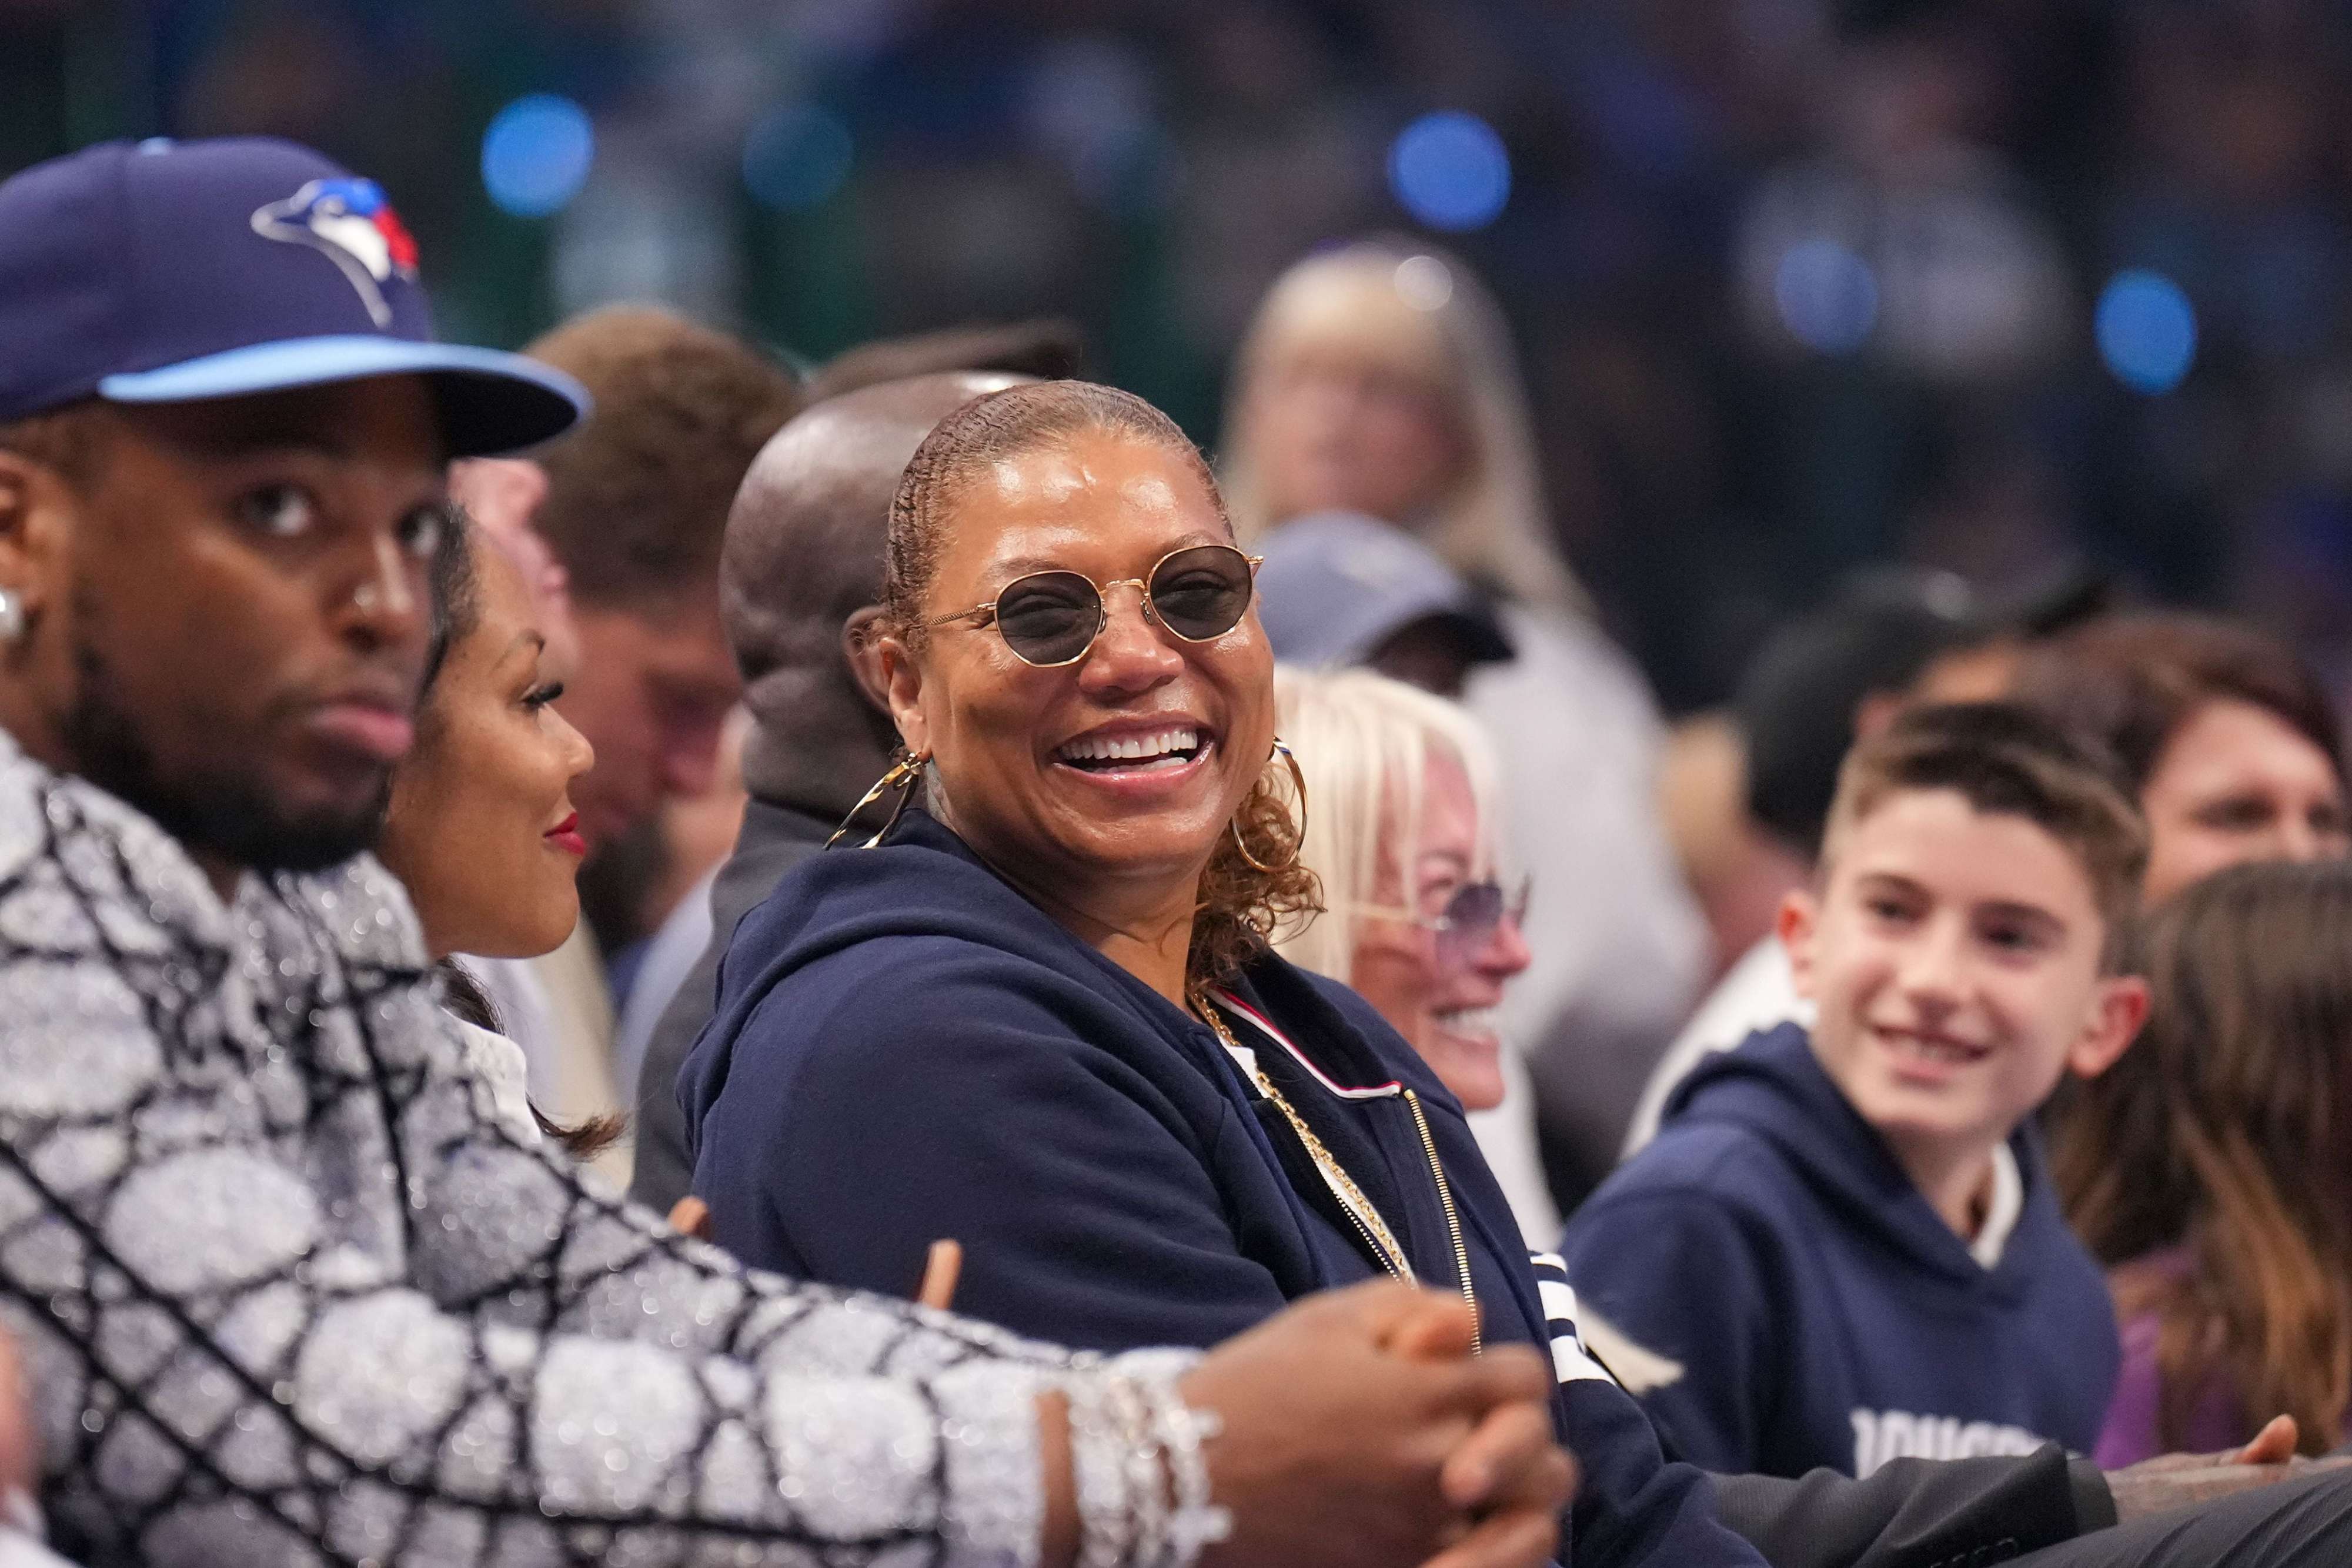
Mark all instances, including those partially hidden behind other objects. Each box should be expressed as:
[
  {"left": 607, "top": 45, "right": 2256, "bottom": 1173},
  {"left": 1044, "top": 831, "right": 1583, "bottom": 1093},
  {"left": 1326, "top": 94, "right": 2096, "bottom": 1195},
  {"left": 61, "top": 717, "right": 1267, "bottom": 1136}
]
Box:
[
  {"left": 1149, "top": 547, "right": 1254, "bottom": 640},
  {"left": 994, "top": 574, "right": 1100, "bottom": 663},
  {"left": 1446, "top": 882, "right": 1505, "bottom": 935}
]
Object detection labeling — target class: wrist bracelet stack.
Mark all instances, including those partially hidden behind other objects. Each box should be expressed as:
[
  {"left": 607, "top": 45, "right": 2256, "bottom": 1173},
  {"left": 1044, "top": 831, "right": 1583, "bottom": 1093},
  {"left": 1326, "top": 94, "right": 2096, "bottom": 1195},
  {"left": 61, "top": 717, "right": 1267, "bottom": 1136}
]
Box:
[{"left": 1063, "top": 1366, "right": 1232, "bottom": 1568}]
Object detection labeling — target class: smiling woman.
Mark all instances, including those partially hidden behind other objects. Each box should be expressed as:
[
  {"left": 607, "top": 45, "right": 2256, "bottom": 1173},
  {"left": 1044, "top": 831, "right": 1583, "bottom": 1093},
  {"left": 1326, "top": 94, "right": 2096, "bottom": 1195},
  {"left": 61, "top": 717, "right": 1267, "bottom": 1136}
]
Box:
[
  {"left": 875, "top": 379, "right": 1317, "bottom": 992},
  {"left": 379, "top": 510, "right": 596, "bottom": 965},
  {"left": 1269, "top": 666, "right": 1529, "bottom": 1114},
  {"left": 680, "top": 380, "right": 1772, "bottom": 1568},
  {"left": 374, "top": 509, "right": 602, "bottom": 1148}
]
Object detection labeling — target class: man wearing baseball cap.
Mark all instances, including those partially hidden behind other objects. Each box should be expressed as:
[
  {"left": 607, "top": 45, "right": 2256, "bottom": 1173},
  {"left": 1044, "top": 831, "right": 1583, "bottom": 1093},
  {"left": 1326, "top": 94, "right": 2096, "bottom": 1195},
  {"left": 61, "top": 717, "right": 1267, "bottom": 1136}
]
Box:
[{"left": 0, "top": 136, "right": 583, "bottom": 891}]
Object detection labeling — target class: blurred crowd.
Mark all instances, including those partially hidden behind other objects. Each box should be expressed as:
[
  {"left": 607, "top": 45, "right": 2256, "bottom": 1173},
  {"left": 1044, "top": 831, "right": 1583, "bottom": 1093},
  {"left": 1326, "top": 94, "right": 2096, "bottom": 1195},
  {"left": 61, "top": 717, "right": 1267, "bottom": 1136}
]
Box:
[{"left": 17, "top": 0, "right": 2352, "bottom": 713}]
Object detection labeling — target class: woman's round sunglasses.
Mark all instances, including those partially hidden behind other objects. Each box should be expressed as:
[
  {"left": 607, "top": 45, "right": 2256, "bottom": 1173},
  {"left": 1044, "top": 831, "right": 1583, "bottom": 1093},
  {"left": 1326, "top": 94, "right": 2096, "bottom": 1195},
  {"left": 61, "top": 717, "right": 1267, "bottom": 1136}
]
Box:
[{"left": 918, "top": 544, "right": 1264, "bottom": 668}]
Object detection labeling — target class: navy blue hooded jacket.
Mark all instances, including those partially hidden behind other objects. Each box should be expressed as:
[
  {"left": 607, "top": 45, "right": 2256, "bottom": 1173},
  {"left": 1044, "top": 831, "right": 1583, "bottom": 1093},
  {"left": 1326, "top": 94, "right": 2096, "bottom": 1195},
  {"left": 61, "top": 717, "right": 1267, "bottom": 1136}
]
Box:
[
  {"left": 680, "top": 810, "right": 1763, "bottom": 1568},
  {"left": 1558, "top": 1024, "right": 2120, "bottom": 1481}
]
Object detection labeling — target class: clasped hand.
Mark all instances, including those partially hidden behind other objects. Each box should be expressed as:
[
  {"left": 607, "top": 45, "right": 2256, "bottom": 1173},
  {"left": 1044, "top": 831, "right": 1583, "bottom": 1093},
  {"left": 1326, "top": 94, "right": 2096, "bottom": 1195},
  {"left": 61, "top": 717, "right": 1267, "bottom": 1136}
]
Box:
[{"left": 1180, "top": 1280, "right": 1575, "bottom": 1568}]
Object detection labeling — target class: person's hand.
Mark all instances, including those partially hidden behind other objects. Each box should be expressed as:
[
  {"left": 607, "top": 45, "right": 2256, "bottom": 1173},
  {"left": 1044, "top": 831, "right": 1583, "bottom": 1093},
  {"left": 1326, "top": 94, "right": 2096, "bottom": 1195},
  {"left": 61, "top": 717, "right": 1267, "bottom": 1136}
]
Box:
[
  {"left": 1180, "top": 1281, "right": 1573, "bottom": 1568},
  {"left": 0, "top": 1327, "right": 38, "bottom": 1533},
  {"left": 2106, "top": 1416, "right": 2352, "bottom": 1521},
  {"left": 914, "top": 1240, "right": 962, "bottom": 1310}
]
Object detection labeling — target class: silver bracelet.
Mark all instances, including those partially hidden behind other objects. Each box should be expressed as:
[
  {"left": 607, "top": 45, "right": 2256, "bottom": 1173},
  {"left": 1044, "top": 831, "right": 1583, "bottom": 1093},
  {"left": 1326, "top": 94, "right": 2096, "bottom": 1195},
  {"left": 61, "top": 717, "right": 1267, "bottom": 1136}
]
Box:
[
  {"left": 1106, "top": 1374, "right": 1171, "bottom": 1568},
  {"left": 1065, "top": 1373, "right": 1138, "bottom": 1568},
  {"left": 1143, "top": 1379, "right": 1231, "bottom": 1568}
]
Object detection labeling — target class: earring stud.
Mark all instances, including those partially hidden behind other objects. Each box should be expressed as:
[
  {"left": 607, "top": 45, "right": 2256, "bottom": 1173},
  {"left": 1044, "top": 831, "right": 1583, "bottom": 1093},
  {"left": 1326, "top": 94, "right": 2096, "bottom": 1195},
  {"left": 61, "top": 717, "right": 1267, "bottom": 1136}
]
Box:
[{"left": 0, "top": 589, "right": 22, "bottom": 643}]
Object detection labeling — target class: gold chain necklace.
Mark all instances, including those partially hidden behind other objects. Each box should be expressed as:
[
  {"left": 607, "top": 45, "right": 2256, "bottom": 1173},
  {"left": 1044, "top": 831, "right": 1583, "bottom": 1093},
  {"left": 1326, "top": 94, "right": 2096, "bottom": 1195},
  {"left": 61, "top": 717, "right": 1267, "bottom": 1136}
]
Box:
[{"left": 1195, "top": 997, "right": 1417, "bottom": 1283}]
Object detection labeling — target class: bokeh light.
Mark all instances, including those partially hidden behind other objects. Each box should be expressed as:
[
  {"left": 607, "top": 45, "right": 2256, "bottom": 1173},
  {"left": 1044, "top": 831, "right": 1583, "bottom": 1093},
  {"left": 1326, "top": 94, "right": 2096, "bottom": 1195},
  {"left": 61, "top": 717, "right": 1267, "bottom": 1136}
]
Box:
[
  {"left": 1387, "top": 112, "right": 1511, "bottom": 233},
  {"left": 743, "top": 105, "right": 856, "bottom": 212},
  {"left": 1394, "top": 254, "right": 1455, "bottom": 312},
  {"left": 480, "top": 95, "right": 595, "bottom": 218},
  {"left": 2096, "top": 270, "right": 2197, "bottom": 395},
  {"left": 1772, "top": 239, "right": 1879, "bottom": 355}
]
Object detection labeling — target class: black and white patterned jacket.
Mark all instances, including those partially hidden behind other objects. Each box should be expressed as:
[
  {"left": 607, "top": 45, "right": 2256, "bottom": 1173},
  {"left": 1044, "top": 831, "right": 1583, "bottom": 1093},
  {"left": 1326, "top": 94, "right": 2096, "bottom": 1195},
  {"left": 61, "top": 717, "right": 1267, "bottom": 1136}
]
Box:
[{"left": 0, "top": 730, "right": 1125, "bottom": 1568}]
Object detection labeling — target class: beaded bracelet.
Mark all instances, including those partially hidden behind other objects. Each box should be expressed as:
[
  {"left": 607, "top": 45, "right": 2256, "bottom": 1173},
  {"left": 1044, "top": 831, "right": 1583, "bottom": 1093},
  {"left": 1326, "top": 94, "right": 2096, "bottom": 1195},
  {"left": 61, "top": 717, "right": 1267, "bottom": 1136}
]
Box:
[
  {"left": 1145, "top": 1380, "right": 1231, "bottom": 1567},
  {"left": 1066, "top": 1373, "right": 1139, "bottom": 1568},
  {"left": 1061, "top": 1366, "right": 1227, "bottom": 1568},
  {"left": 1106, "top": 1375, "right": 1171, "bottom": 1568}
]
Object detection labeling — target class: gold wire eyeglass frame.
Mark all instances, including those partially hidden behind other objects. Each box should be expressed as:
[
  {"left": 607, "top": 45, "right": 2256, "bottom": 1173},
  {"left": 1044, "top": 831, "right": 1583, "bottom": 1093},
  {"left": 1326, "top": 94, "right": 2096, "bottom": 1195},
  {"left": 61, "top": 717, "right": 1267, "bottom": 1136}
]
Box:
[{"left": 915, "top": 544, "right": 1265, "bottom": 668}]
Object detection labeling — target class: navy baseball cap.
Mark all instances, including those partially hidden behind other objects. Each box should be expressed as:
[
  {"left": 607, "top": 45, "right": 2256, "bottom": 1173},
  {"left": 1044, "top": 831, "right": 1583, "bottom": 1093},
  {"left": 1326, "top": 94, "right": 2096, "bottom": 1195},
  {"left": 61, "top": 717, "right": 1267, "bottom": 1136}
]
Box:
[
  {"left": 1255, "top": 511, "right": 1514, "bottom": 670},
  {"left": 0, "top": 137, "right": 585, "bottom": 457}
]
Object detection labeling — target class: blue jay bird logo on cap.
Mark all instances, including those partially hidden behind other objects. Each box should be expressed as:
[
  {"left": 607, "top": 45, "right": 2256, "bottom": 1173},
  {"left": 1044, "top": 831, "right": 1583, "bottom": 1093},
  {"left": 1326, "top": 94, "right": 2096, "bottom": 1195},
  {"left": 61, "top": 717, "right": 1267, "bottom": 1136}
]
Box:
[{"left": 249, "top": 178, "right": 420, "bottom": 329}]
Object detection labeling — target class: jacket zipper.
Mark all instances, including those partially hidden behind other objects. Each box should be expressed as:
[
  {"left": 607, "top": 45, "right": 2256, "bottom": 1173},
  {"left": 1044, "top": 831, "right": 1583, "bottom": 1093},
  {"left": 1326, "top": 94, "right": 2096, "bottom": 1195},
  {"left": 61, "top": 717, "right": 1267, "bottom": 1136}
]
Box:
[
  {"left": 1334, "top": 1186, "right": 1411, "bottom": 1284},
  {"left": 1262, "top": 1084, "right": 1416, "bottom": 1283},
  {"left": 1404, "top": 1088, "right": 1481, "bottom": 1356}
]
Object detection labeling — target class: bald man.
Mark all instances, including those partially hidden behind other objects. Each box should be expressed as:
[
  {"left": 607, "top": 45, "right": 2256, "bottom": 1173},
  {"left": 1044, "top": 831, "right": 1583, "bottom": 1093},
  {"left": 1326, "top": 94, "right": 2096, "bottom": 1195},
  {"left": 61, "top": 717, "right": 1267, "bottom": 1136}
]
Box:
[{"left": 629, "top": 372, "right": 1021, "bottom": 1211}]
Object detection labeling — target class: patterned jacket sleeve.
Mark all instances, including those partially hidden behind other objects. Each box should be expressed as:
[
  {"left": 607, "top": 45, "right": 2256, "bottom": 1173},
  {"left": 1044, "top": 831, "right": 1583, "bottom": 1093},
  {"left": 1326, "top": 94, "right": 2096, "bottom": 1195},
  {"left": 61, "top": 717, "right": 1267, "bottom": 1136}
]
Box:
[{"left": 0, "top": 775, "right": 1127, "bottom": 1568}]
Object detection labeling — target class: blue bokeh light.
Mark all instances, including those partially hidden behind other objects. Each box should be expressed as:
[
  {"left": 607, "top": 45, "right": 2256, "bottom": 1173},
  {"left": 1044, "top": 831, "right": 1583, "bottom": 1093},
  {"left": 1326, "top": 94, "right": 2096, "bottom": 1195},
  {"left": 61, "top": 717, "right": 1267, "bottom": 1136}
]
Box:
[
  {"left": 481, "top": 95, "right": 594, "bottom": 218},
  {"left": 1772, "top": 239, "right": 1879, "bottom": 355},
  {"left": 1387, "top": 112, "right": 1511, "bottom": 233},
  {"left": 743, "top": 105, "right": 855, "bottom": 212},
  {"left": 2096, "top": 270, "right": 2197, "bottom": 395}
]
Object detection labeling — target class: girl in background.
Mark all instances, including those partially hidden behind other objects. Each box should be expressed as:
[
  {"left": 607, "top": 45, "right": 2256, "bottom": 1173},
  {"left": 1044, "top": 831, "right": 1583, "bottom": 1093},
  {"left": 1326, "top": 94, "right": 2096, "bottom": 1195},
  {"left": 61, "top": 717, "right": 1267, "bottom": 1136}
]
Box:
[
  {"left": 2018, "top": 613, "right": 2347, "bottom": 907},
  {"left": 2062, "top": 858, "right": 2352, "bottom": 1460}
]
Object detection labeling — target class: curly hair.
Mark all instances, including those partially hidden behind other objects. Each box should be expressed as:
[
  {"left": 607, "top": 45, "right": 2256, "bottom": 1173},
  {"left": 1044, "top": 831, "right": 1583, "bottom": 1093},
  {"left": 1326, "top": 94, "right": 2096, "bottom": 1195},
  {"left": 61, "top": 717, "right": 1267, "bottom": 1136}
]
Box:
[{"left": 883, "top": 379, "right": 1320, "bottom": 989}]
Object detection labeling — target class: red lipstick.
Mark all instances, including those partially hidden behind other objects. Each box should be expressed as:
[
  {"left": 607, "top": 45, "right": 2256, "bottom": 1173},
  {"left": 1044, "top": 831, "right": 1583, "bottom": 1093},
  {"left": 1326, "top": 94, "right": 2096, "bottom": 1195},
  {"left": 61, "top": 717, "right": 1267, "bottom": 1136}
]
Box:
[{"left": 544, "top": 813, "right": 587, "bottom": 858}]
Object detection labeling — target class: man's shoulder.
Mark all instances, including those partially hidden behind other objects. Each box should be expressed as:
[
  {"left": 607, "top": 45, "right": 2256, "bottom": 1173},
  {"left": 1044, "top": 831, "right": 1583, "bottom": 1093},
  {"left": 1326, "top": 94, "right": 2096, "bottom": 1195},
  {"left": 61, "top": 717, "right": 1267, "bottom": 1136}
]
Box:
[
  {"left": 0, "top": 746, "right": 225, "bottom": 955},
  {"left": 275, "top": 857, "right": 430, "bottom": 968}
]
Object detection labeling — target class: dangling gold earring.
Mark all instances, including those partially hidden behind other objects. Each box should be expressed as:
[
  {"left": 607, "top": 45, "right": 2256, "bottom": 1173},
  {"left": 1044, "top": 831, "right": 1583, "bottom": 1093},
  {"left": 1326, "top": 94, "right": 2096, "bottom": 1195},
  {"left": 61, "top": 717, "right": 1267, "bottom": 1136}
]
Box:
[
  {"left": 1228, "top": 737, "right": 1308, "bottom": 872},
  {"left": 827, "top": 748, "right": 931, "bottom": 849}
]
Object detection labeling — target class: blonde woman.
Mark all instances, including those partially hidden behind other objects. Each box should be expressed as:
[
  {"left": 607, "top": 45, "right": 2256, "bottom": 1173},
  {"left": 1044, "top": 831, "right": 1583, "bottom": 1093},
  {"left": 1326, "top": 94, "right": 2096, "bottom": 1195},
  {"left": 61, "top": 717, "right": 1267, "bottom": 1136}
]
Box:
[
  {"left": 1224, "top": 241, "right": 1706, "bottom": 1208},
  {"left": 1272, "top": 667, "right": 1556, "bottom": 1243}
]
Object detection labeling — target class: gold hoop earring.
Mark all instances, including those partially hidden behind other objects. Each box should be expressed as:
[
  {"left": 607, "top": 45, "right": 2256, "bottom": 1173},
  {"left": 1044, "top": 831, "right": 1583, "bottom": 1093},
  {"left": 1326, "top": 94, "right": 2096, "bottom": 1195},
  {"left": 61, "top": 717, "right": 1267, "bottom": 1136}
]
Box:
[
  {"left": 1228, "top": 737, "right": 1308, "bottom": 872},
  {"left": 827, "top": 748, "right": 930, "bottom": 850}
]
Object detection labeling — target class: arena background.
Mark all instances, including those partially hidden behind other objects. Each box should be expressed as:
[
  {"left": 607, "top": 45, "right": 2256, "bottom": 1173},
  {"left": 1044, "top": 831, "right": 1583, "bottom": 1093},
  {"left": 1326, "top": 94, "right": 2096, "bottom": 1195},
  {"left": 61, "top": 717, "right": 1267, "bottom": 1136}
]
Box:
[{"left": 6, "top": 0, "right": 2349, "bottom": 713}]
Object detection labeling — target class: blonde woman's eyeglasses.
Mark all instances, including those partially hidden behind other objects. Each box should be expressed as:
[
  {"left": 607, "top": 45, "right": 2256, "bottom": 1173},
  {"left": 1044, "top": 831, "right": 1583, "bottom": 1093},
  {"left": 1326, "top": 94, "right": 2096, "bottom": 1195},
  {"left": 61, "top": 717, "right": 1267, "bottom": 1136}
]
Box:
[{"left": 1342, "top": 877, "right": 1532, "bottom": 966}]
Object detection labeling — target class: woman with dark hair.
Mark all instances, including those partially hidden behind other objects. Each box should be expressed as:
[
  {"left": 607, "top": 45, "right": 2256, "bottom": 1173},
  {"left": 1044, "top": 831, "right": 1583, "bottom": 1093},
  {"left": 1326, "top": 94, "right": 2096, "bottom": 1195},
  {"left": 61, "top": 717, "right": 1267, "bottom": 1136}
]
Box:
[
  {"left": 681, "top": 380, "right": 1767, "bottom": 1568},
  {"left": 373, "top": 509, "right": 603, "bottom": 1148},
  {"left": 2017, "top": 614, "right": 2347, "bottom": 905},
  {"left": 2059, "top": 860, "right": 2352, "bottom": 1462}
]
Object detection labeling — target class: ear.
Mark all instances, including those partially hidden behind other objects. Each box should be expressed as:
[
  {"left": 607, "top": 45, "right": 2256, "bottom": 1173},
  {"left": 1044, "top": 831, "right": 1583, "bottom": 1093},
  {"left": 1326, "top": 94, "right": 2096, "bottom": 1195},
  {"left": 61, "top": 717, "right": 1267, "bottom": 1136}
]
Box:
[
  {"left": 877, "top": 630, "right": 929, "bottom": 757},
  {"left": 0, "top": 449, "right": 73, "bottom": 646},
  {"left": 841, "top": 606, "right": 894, "bottom": 715},
  {"left": 1778, "top": 887, "right": 1823, "bottom": 1001},
  {"left": 2067, "top": 973, "right": 2150, "bottom": 1081}
]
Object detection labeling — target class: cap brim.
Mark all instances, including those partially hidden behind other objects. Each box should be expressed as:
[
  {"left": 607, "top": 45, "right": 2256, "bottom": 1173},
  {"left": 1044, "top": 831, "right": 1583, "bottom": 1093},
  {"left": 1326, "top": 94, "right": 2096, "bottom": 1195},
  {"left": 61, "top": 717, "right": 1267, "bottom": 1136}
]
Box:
[{"left": 96, "top": 335, "right": 587, "bottom": 458}]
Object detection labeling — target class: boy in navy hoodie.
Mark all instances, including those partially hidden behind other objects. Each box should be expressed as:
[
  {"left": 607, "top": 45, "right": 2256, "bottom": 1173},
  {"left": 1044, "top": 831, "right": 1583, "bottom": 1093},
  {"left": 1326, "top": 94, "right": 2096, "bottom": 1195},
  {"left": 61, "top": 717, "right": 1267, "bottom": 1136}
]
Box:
[{"left": 1559, "top": 703, "right": 2150, "bottom": 1480}]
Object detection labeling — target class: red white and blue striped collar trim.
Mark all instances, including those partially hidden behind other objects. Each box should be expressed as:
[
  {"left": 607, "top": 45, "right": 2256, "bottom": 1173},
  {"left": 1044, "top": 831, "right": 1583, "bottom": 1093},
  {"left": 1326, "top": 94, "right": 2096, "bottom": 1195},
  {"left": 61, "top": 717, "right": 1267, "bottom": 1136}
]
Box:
[{"left": 1203, "top": 988, "right": 1402, "bottom": 1101}]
